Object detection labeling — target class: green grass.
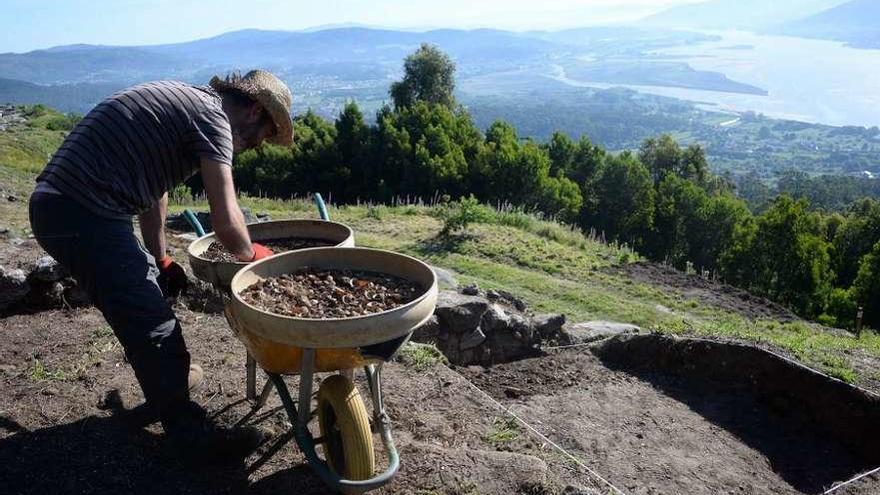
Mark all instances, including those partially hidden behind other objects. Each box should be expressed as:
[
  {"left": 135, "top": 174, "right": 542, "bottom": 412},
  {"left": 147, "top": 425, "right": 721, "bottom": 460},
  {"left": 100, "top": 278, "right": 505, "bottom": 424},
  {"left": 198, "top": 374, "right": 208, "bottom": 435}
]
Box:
[
  {"left": 0, "top": 107, "right": 68, "bottom": 174},
  {"left": 398, "top": 342, "right": 449, "bottom": 371},
  {"left": 166, "top": 194, "right": 880, "bottom": 385},
  {"left": 483, "top": 416, "right": 521, "bottom": 444},
  {"left": 29, "top": 359, "right": 68, "bottom": 382}
]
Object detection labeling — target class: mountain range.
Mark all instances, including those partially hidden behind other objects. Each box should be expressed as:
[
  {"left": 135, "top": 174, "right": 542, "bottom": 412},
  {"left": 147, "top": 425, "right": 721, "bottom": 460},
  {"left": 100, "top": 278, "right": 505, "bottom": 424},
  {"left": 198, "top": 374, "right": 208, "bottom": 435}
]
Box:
[
  {"left": 641, "top": 0, "right": 848, "bottom": 30},
  {"left": 778, "top": 0, "right": 880, "bottom": 48}
]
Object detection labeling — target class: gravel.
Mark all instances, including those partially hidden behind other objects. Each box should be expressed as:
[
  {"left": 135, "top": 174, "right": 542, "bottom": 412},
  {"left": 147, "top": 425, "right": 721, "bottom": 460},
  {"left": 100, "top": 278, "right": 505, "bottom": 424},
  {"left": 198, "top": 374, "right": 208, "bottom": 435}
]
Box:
[
  {"left": 239, "top": 268, "right": 422, "bottom": 318},
  {"left": 202, "top": 238, "right": 335, "bottom": 262}
]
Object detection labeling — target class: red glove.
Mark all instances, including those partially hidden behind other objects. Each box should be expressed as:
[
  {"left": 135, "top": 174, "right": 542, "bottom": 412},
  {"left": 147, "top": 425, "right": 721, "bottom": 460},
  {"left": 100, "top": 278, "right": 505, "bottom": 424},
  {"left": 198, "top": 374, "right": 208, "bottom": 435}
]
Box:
[
  {"left": 157, "top": 255, "right": 188, "bottom": 299},
  {"left": 250, "top": 243, "right": 274, "bottom": 261}
]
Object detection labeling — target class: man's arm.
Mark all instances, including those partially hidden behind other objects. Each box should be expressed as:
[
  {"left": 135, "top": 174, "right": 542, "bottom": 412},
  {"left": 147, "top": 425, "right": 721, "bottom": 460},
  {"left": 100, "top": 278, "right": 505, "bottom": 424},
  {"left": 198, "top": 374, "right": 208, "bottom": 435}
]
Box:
[
  {"left": 139, "top": 192, "right": 168, "bottom": 261},
  {"left": 201, "top": 161, "right": 255, "bottom": 261}
]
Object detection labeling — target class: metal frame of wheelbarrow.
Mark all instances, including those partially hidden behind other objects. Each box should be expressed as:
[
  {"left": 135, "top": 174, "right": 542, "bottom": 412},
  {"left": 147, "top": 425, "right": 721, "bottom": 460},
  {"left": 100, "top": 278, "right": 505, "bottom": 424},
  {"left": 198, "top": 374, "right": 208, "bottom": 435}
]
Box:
[{"left": 264, "top": 349, "right": 401, "bottom": 495}]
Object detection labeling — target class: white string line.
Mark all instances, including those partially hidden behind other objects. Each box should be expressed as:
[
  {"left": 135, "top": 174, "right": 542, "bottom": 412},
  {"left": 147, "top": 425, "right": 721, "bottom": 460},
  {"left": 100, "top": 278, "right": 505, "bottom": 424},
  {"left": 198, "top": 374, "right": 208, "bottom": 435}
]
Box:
[
  {"left": 447, "top": 368, "right": 628, "bottom": 495},
  {"left": 823, "top": 465, "right": 880, "bottom": 494}
]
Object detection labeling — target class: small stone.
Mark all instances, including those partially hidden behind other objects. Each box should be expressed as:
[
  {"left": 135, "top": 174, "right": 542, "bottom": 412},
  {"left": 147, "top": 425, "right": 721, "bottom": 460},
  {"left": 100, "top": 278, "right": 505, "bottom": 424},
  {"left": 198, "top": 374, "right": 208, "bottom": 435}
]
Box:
[
  {"left": 30, "top": 256, "right": 68, "bottom": 283},
  {"left": 0, "top": 266, "right": 30, "bottom": 311},
  {"left": 0, "top": 364, "right": 17, "bottom": 373},
  {"left": 460, "top": 284, "right": 479, "bottom": 296},
  {"left": 42, "top": 387, "right": 59, "bottom": 396}
]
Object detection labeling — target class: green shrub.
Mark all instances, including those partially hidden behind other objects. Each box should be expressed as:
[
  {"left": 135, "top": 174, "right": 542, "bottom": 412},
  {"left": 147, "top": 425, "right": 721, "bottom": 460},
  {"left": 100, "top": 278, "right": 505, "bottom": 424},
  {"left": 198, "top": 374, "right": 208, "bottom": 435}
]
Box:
[
  {"left": 439, "top": 195, "right": 493, "bottom": 236},
  {"left": 169, "top": 183, "right": 193, "bottom": 204}
]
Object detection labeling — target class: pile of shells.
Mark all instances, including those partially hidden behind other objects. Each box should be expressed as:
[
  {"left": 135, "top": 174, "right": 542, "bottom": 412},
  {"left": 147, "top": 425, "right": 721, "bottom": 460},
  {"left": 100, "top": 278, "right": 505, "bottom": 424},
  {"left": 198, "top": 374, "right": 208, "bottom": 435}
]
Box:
[
  {"left": 239, "top": 268, "right": 422, "bottom": 318},
  {"left": 202, "top": 238, "right": 334, "bottom": 262}
]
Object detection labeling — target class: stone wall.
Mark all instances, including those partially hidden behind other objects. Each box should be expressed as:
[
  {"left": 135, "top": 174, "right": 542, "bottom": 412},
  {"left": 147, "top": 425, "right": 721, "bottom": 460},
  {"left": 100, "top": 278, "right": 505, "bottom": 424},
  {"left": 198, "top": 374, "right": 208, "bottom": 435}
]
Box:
[{"left": 412, "top": 285, "right": 567, "bottom": 366}]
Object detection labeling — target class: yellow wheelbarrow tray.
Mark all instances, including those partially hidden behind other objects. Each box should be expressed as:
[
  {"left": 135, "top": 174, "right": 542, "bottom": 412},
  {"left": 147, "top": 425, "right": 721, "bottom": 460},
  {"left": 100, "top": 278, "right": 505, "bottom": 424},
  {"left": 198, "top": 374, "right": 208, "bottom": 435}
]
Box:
[{"left": 229, "top": 247, "right": 438, "bottom": 494}]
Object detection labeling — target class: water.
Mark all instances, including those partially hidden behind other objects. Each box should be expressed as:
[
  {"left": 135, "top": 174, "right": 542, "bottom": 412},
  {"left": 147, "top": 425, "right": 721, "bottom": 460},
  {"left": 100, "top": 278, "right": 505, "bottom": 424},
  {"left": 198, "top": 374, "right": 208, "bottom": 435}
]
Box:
[{"left": 562, "top": 30, "right": 880, "bottom": 128}]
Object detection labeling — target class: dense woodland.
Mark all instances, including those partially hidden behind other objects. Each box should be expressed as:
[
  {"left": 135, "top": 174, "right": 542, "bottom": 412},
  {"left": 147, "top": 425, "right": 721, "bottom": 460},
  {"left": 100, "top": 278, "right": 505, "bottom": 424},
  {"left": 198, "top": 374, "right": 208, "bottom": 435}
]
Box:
[{"left": 206, "top": 45, "right": 880, "bottom": 330}]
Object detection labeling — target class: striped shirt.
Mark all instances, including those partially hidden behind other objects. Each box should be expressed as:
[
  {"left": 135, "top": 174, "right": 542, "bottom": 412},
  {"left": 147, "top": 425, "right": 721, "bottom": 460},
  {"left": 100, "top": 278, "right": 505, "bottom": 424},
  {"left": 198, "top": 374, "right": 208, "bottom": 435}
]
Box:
[{"left": 36, "top": 81, "right": 233, "bottom": 219}]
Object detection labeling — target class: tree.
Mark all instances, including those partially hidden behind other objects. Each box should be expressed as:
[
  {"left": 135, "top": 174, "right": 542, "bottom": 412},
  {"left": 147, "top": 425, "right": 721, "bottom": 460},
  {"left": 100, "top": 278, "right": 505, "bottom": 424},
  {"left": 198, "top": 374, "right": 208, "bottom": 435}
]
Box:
[
  {"left": 723, "top": 196, "right": 833, "bottom": 316},
  {"left": 587, "top": 152, "right": 655, "bottom": 248},
  {"left": 638, "top": 134, "right": 709, "bottom": 186},
  {"left": 390, "top": 44, "right": 456, "bottom": 109},
  {"left": 335, "top": 102, "right": 371, "bottom": 200},
  {"left": 374, "top": 101, "right": 481, "bottom": 201},
  {"left": 832, "top": 198, "right": 880, "bottom": 287},
  {"left": 852, "top": 240, "right": 880, "bottom": 329}
]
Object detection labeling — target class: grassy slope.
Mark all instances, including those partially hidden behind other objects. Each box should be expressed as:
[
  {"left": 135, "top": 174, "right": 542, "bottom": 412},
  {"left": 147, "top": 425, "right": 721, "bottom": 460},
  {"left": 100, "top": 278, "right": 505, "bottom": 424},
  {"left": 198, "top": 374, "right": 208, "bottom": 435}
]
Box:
[
  {"left": 2, "top": 108, "right": 878, "bottom": 387},
  {"left": 168, "top": 196, "right": 880, "bottom": 386}
]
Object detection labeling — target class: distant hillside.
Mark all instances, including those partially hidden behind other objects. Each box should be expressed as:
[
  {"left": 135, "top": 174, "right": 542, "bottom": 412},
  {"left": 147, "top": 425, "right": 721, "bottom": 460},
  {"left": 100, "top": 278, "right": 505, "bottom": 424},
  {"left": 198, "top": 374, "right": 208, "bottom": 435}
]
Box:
[
  {"left": 777, "top": 0, "right": 880, "bottom": 49},
  {"left": 0, "top": 28, "right": 559, "bottom": 86},
  {"left": 641, "top": 0, "right": 846, "bottom": 30},
  {"left": 0, "top": 78, "right": 120, "bottom": 114}
]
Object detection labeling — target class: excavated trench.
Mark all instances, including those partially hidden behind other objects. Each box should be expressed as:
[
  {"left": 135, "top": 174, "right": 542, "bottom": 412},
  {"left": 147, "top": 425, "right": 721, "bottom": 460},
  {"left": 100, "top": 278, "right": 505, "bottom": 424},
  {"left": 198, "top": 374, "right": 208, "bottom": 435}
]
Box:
[{"left": 456, "top": 333, "right": 880, "bottom": 494}]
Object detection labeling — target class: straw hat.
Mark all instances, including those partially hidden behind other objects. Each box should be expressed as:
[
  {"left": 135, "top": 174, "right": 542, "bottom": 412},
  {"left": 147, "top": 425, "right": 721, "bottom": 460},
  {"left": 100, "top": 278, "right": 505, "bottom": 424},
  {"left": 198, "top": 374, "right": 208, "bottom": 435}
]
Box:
[{"left": 210, "top": 69, "right": 293, "bottom": 146}]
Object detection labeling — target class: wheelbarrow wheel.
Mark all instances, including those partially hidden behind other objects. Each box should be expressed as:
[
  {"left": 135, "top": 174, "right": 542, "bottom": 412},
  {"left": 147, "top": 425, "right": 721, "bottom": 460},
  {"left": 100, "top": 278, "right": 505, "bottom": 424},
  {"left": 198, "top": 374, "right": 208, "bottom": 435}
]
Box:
[{"left": 317, "top": 374, "right": 375, "bottom": 480}]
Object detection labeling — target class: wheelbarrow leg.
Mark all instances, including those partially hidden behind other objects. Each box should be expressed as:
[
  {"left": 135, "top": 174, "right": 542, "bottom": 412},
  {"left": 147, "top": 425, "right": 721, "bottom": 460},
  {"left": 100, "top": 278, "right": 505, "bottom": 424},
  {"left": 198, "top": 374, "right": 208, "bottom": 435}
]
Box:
[
  {"left": 297, "top": 348, "right": 316, "bottom": 426},
  {"left": 246, "top": 352, "right": 257, "bottom": 401},
  {"left": 255, "top": 376, "right": 274, "bottom": 409}
]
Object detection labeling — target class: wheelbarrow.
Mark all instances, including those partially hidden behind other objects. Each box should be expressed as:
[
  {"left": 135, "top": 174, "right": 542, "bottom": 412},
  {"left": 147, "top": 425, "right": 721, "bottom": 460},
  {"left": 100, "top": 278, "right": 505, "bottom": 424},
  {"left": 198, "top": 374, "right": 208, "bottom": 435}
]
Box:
[
  {"left": 226, "top": 247, "right": 438, "bottom": 493},
  {"left": 187, "top": 217, "right": 355, "bottom": 402}
]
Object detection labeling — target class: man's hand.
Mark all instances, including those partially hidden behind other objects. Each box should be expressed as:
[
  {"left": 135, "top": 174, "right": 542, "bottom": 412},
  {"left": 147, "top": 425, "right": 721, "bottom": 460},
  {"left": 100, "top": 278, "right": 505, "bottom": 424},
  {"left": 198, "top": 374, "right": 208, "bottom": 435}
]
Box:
[
  {"left": 157, "top": 256, "right": 189, "bottom": 299},
  {"left": 248, "top": 242, "right": 273, "bottom": 261}
]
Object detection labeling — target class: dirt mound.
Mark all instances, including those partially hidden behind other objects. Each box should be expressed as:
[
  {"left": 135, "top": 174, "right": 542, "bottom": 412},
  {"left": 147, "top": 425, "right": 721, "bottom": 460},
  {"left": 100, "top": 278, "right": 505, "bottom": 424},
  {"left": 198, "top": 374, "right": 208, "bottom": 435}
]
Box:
[{"left": 607, "top": 261, "right": 797, "bottom": 321}]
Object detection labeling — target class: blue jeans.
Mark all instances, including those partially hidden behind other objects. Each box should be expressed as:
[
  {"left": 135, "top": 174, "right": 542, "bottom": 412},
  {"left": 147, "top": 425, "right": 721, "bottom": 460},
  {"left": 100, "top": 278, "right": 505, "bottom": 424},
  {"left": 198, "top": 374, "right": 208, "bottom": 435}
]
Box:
[{"left": 29, "top": 192, "right": 191, "bottom": 426}]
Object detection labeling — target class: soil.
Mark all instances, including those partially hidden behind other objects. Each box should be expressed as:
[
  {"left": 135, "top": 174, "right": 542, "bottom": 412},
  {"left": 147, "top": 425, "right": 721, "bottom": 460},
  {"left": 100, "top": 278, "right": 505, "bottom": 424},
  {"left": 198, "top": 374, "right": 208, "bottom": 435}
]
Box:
[
  {"left": 3, "top": 301, "right": 878, "bottom": 494},
  {"left": 0, "top": 306, "right": 594, "bottom": 495},
  {"left": 458, "top": 347, "right": 878, "bottom": 495},
  {"left": 606, "top": 261, "right": 797, "bottom": 321},
  {"left": 240, "top": 269, "right": 422, "bottom": 318},
  {"left": 202, "top": 238, "right": 335, "bottom": 262}
]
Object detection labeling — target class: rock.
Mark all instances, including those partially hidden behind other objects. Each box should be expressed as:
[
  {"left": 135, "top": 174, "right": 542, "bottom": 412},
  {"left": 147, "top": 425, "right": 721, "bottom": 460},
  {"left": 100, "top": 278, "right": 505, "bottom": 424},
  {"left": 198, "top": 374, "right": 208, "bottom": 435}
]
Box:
[
  {"left": 481, "top": 303, "right": 510, "bottom": 331},
  {"left": 29, "top": 256, "right": 68, "bottom": 283},
  {"left": 65, "top": 285, "right": 91, "bottom": 307},
  {"left": 460, "top": 284, "right": 480, "bottom": 296},
  {"left": 41, "top": 387, "right": 59, "bottom": 396},
  {"left": 419, "top": 286, "right": 570, "bottom": 366},
  {"left": 435, "top": 292, "right": 490, "bottom": 333},
  {"left": 431, "top": 265, "right": 458, "bottom": 289},
  {"left": 486, "top": 289, "right": 527, "bottom": 311},
  {"left": 0, "top": 266, "right": 29, "bottom": 311},
  {"left": 412, "top": 315, "right": 441, "bottom": 342},
  {"left": 0, "top": 364, "right": 17, "bottom": 374},
  {"left": 564, "top": 321, "right": 641, "bottom": 344},
  {"left": 533, "top": 313, "right": 566, "bottom": 337},
  {"left": 460, "top": 328, "right": 487, "bottom": 350}
]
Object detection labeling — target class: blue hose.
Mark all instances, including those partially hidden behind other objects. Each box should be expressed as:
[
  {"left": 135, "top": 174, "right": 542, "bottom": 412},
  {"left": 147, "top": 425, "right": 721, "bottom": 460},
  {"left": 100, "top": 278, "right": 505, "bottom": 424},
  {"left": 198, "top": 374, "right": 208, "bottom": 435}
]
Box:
[
  {"left": 313, "top": 193, "right": 330, "bottom": 221},
  {"left": 183, "top": 208, "right": 207, "bottom": 236}
]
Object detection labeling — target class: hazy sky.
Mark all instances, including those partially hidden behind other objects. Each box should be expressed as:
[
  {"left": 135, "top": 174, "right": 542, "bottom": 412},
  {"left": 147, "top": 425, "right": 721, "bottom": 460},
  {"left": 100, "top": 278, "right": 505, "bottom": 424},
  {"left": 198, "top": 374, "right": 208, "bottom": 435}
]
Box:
[{"left": 2, "top": 0, "right": 700, "bottom": 53}]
